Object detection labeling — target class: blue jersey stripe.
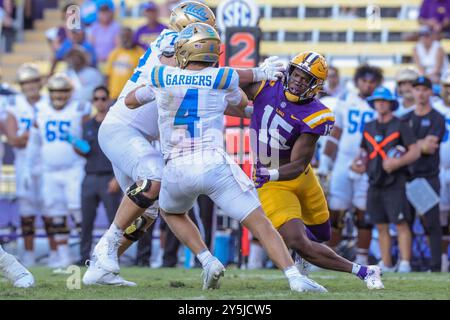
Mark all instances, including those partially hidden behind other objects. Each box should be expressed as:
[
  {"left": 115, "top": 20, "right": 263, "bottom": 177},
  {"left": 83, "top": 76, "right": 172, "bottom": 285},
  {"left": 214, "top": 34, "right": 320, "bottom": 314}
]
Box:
[
  {"left": 158, "top": 66, "right": 165, "bottom": 88},
  {"left": 213, "top": 68, "right": 225, "bottom": 89},
  {"left": 222, "top": 68, "right": 234, "bottom": 89},
  {"left": 151, "top": 67, "right": 157, "bottom": 86}
]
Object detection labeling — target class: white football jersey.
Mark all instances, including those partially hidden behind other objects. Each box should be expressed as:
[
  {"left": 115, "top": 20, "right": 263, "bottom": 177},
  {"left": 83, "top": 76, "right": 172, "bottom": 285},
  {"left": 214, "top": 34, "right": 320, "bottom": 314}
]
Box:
[
  {"left": 434, "top": 101, "right": 450, "bottom": 167},
  {"left": 107, "top": 29, "right": 178, "bottom": 138},
  {"left": 34, "top": 100, "right": 89, "bottom": 169},
  {"left": 6, "top": 94, "right": 48, "bottom": 162},
  {"left": 147, "top": 66, "right": 241, "bottom": 160},
  {"left": 334, "top": 91, "right": 376, "bottom": 159}
]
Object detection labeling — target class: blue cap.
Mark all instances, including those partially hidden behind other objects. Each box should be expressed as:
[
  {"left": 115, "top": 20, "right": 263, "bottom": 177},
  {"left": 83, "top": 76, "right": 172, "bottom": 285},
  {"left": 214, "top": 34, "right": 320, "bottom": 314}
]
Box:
[
  {"left": 142, "top": 1, "right": 157, "bottom": 11},
  {"left": 367, "top": 87, "right": 399, "bottom": 111},
  {"left": 413, "top": 76, "right": 433, "bottom": 89},
  {"left": 96, "top": 0, "right": 115, "bottom": 11}
]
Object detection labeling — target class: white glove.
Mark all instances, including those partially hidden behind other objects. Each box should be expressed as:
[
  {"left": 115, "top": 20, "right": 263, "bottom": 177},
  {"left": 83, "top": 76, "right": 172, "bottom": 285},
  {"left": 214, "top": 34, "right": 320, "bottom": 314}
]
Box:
[{"left": 253, "top": 56, "right": 285, "bottom": 82}]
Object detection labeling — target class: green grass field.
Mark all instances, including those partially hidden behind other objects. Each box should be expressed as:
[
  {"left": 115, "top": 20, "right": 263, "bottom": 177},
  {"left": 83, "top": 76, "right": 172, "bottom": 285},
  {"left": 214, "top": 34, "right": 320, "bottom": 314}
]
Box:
[{"left": 0, "top": 267, "right": 449, "bottom": 300}]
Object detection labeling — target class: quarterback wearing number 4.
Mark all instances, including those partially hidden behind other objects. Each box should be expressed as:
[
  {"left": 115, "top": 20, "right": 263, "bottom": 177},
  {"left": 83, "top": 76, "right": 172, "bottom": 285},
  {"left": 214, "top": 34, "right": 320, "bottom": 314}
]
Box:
[{"left": 242, "top": 52, "right": 384, "bottom": 289}]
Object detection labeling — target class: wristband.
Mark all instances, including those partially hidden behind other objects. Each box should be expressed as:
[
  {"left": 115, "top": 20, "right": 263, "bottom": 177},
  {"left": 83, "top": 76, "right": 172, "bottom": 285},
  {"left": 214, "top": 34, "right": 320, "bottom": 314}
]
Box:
[{"left": 268, "top": 169, "right": 279, "bottom": 181}]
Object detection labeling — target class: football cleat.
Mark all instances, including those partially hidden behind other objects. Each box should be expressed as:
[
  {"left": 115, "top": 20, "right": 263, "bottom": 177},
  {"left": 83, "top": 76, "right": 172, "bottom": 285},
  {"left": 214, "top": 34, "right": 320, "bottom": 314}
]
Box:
[
  {"left": 289, "top": 275, "right": 328, "bottom": 293},
  {"left": 294, "top": 254, "right": 312, "bottom": 276},
  {"left": 0, "top": 252, "right": 35, "bottom": 288},
  {"left": 93, "top": 235, "right": 121, "bottom": 274},
  {"left": 83, "top": 259, "right": 136, "bottom": 287},
  {"left": 364, "top": 266, "right": 385, "bottom": 290}
]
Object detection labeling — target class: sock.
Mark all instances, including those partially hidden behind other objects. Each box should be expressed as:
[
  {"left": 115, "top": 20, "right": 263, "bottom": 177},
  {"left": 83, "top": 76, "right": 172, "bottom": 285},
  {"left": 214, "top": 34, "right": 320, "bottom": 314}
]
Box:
[
  {"left": 284, "top": 265, "right": 301, "bottom": 281},
  {"left": 106, "top": 223, "right": 123, "bottom": 242},
  {"left": 352, "top": 263, "right": 368, "bottom": 280},
  {"left": 196, "top": 249, "right": 215, "bottom": 268}
]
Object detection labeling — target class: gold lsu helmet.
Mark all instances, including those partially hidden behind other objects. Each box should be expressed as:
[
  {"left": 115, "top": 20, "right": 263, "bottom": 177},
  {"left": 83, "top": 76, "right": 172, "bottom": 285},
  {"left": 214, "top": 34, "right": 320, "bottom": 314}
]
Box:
[
  {"left": 47, "top": 73, "right": 73, "bottom": 91},
  {"left": 285, "top": 51, "right": 328, "bottom": 102},
  {"left": 16, "top": 63, "right": 41, "bottom": 83},
  {"left": 175, "top": 22, "right": 221, "bottom": 69},
  {"left": 169, "top": 1, "right": 216, "bottom": 32}
]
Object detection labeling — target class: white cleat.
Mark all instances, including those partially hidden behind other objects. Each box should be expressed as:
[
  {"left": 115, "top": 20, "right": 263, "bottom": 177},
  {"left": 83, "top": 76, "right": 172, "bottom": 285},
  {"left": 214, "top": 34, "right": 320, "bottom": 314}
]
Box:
[
  {"left": 83, "top": 259, "right": 136, "bottom": 287},
  {"left": 289, "top": 275, "right": 328, "bottom": 293},
  {"left": 93, "top": 236, "right": 120, "bottom": 273},
  {"left": 0, "top": 253, "right": 35, "bottom": 288},
  {"left": 201, "top": 258, "right": 225, "bottom": 290},
  {"left": 294, "top": 255, "right": 311, "bottom": 276},
  {"left": 397, "top": 260, "right": 411, "bottom": 273},
  {"left": 364, "top": 266, "right": 385, "bottom": 290}
]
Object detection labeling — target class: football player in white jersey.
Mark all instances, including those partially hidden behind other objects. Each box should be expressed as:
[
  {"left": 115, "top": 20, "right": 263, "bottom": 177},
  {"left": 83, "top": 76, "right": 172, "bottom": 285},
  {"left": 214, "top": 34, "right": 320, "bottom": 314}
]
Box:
[
  {"left": 318, "top": 65, "right": 383, "bottom": 266},
  {"left": 83, "top": 1, "right": 217, "bottom": 286},
  {"left": 122, "top": 23, "right": 327, "bottom": 293},
  {"left": 434, "top": 73, "right": 450, "bottom": 272},
  {"left": 4, "top": 64, "right": 48, "bottom": 267},
  {"left": 85, "top": 1, "right": 285, "bottom": 286},
  {"left": 26, "top": 74, "right": 90, "bottom": 269}
]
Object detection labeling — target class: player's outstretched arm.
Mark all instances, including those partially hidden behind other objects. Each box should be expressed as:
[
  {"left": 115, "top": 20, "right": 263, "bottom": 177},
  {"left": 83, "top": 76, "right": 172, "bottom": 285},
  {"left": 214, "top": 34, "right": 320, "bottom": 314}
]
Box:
[
  {"left": 236, "top": 56, "right": 285, "bottom": 85},
  {"left": 125, "top": 84, "right": 156, "bottom": 109},
  {"left": 224, "top": 88, "right": 251, "bottom": 118}
]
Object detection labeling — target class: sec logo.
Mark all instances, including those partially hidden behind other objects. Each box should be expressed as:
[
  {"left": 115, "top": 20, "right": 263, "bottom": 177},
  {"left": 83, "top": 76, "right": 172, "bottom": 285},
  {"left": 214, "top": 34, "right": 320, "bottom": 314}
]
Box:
[{"left": 217, "top": 0, "right": 259, "bottom": 33}]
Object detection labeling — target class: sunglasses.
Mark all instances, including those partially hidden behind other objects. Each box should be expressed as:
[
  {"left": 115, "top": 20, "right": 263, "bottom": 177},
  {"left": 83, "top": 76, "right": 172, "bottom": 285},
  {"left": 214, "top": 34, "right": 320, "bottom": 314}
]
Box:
[{"left": 93, "top": 96, "right": 108, "bottom": 101}]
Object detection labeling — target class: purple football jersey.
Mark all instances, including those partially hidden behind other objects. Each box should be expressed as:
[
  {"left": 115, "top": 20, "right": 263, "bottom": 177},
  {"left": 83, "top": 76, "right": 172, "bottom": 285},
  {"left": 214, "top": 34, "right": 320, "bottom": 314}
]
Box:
[{"left": 250, "top": 81, "right": 335, "bottom": 166}]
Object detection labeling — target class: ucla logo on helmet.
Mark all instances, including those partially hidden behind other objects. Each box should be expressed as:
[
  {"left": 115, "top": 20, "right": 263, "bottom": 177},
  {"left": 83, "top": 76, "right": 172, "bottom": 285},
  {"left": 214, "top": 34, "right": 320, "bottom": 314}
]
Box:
[
  {"left": 180, "top": 25, "right": 194, "bottom": 39},
  {"left": 184, "top": 4, "right": 209, "bottom": 22}
]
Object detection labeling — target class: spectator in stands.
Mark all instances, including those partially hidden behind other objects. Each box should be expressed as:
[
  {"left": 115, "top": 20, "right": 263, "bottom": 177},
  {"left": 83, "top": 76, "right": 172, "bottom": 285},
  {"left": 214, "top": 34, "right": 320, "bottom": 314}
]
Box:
[
  {"left": 77, "top": 86, "right": 121, "bottom": 264},
  {"left": 395, "top": 67, "right": 420, "bottom": 117},
  {"left": 64, "top": 46, "right": 104, "bottom": 103},
  {"left": 355, "top": 87, "right": 420, "bottom": 273},
  {"left": 403, "top": 76, "right": 446, "bottom": 272},
  {"left": 46, "top": 3, "right": 76, "bottom": 54},
  {"left": 413, "top": 25, "right": 449, "bottom": 84},
  {"left": 0, "top": 0, "right": 16, "bottom": 53},
  {"left": 105, "top": 27, "right": 144, "bottom": 100},
  {"left": 53, "top": 28, "right": 97, "bottom": 74},
  {"left": 419, "top": 0, "right": 450, "bottom": 35},
  {"left": 323, "top": 66, "right": 344, "bottom": 98},
  {"left": 133, "top": 2, "right": 167, "bottom": 50},
  {"left": 88, "top": 0, "right": 121, "bottom": 63}
]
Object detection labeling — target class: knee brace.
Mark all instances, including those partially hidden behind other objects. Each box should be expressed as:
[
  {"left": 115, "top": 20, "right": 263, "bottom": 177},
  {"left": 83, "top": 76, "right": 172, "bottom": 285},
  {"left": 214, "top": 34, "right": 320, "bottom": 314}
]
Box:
[
  {"left": 123, "top": 215, "right": 150, "bottom": 242},
  {"left": 43, "top": 217, "right": 55, "bottom": 236},
  {"left": 126, "top": 179, "right": 157, "bottom": 209},
  {"left": 21, "top": 216, "right": 36, "bottom": 236},
  {"left": 354, "top": 210, "right": 373, "bottom": 230},
  {"left": 330, "top": 210, "right": 346, "bottom": 231},
  {"left": 52, "top": 217, "right": 70, "bottom": 235}
]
